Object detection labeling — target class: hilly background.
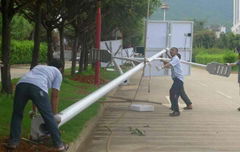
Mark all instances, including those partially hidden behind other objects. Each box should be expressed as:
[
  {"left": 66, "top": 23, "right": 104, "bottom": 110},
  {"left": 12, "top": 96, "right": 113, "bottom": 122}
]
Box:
[{"left": 151, "top": 0, "right": 233, "bottom": 29}]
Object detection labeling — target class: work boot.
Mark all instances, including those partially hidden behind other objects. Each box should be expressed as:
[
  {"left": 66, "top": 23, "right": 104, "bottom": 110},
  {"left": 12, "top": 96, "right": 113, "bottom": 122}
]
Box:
[
  {"left": 183, "top": 104, "right": 193, "bottom": 110},
  {"left": 169, "top": 111, "right": 180, "bottom": 117}
]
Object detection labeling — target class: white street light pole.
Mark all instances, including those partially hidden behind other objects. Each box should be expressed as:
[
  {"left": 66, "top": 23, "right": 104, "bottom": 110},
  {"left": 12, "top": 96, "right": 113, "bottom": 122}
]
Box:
[
  {"left": 144, "top": 0, "right": 151, "bottom": 56},
  {"left": 161, "top": 3, "right": 169, "bottom": 21}
]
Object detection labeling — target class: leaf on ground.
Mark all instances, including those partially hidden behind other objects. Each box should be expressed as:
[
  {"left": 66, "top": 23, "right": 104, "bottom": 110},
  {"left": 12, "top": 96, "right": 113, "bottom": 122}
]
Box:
[{"left": 128, "top": 127, "right": 145, "bottom": 136}]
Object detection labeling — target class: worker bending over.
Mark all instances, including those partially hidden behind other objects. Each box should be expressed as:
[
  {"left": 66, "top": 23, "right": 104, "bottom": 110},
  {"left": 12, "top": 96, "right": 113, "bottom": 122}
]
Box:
[{"left": 6, "top": 59, "right": 68, "bottom": 152}]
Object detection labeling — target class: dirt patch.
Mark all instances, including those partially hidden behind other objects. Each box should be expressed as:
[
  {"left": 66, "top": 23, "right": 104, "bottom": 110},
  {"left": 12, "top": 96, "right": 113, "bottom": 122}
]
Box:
[
  {"left": 0, "top": 138, "right": 58, "bottom": 152},
  {"left": 71, "top": 75, "right": 107, "bottom": 85}
]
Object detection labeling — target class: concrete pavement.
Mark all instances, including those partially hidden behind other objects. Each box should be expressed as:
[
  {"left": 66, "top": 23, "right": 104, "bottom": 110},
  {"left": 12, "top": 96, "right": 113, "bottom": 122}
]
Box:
[
  {"left": 80, "top": 67, "right": 240, "bottom": 152},
  {"left": 0, "top": 61, "right": 72, "bottom": 80}
]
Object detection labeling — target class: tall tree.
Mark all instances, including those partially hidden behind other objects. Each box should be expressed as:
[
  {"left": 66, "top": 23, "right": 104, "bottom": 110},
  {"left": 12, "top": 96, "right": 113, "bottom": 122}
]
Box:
[
  {"left": 193, "top": 30, "right": 216, "bottom": 48},
  {"left": 41, "top": 0, "right": 63, "bottom": 63},
  {"left": 65, "top": 0, "right": 96, "bottom": 75},
  {"left": 20, "top": 0, "right": 44, "bottom": 69},
  {"left": 56, "top": 0, "right": 70, "bottom": 74},
  {"left": 0, "top": 0, "right": 31, "bottom": 93},
  {"left": 31, "top": 0, "right": 42, "bottom": 69},
  {"left": 29, "top": 0, "right": 43, "bottom": 69},
  {"left": 41, "top": 0, "right": 70, "bottom": 69}
]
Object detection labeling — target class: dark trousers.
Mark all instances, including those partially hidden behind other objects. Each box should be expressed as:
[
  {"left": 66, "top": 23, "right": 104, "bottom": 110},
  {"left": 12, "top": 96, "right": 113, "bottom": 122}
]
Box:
[
  {"left": 170, "top": 78, "right": 192, "bottom": 112},
  {"left": 9, "top": 83, "right": 63, "bottom": 147}
]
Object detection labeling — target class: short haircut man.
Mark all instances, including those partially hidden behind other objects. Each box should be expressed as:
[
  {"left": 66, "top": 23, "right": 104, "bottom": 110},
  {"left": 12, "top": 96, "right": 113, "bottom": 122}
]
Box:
[
  {"left": 7, "top": 59, "right": 67, "bottom": 151},
  {"left": 161, "top": 47, "right": 192, "bottom": 116}
]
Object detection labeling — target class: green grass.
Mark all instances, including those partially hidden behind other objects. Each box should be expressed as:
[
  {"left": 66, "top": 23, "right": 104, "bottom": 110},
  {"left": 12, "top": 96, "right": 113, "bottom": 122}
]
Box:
[
  {"left": 193, "top": 48, "right": 238, "bottom": 63},
  {"left": 0, "top": 67, "right": 120, "bottom": 143}
]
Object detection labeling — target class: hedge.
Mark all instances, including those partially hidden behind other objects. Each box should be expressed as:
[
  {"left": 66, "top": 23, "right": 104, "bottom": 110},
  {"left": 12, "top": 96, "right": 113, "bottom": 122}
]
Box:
[
  {"left": 1, "top": 40, "right": 47, "bottom": 64},
  {"left": 223, "top": 52, "right": 237, "bottom": 63},
  {"left": 192, "top": 48, "right": 232, "bottom": 62},
  {"left": 195, "top": 53, "right": 224, "bottom": 64},
  {"left": 195, "top": 52, "right": 237, "bottom": 65}
]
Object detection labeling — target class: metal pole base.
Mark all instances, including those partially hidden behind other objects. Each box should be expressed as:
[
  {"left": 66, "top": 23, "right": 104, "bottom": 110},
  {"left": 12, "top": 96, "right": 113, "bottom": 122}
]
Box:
[
  {"left": 30, "top": 115, "right": 46, "bottom": 141},
  {"left": 30, "top": 114, "right": 61, "bottom": 140}
]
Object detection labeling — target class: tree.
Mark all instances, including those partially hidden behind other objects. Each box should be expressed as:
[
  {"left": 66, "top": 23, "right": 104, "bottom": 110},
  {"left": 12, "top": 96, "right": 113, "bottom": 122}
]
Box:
[
  {"left": 56, "top": 0, "right": 73, "bottom": 74},
  {"left": 8, "top": 15, "right": 33, "bottom": 40},
  {"left": 41, "top": 0, "right": 74, "bottom": 72},
  {"left": 0, "top": 0, "right": 32, "bottom": 94},
  {"left": 215, "top": 32, "right": 240, "bottom": 49},
  {"left": 23, "top": 0, "right": 68, "bottom": 70},
  {"left": 21, "top": 0, "right": 43, "bottom": 69},
  {"left": 64, "top": 0, "right": 96, "bottom": 75},
  {"left": 0, "top": 14, "right": 33, "bottom": 40},
  {"left": 193, "top": 30, "right": 216, "bottom": 48},
  {"left": 101, "top": 0, "right": 161, "bottom": 47},
  {"left": 41, "top": 1, "right": 59, "bottom": 63},
  {"left": 193, "top": 19, "right": 206, "bottom": 33}
]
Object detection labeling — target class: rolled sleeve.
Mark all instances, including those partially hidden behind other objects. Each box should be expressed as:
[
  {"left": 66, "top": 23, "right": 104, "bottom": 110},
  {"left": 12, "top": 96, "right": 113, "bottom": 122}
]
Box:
[{"left": 170, "top": 57, "right": 180, "bottom": 67}]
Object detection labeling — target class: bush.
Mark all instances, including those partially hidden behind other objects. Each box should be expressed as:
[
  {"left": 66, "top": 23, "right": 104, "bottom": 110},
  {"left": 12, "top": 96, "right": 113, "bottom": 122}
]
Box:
[
  {"left": 193, "top": 48, "right": 227, "bottom": 62},
  {"left": 192, "top": 48, "right": 237, "bottom": 63},
  {"left": 223, "top": 52, "right": 237, "bottom": 63},
  {"left": 195, "top": 51, "right": 237, "bottom": 65},
  {"left": 10, "top": 15, "right": 33, "bottom": 40},
  {"left": 1, "top": 40, "right": 47, "bottom": 64},
  {"left": 195, "top": 53, "right": 224, "bottom": 64}
]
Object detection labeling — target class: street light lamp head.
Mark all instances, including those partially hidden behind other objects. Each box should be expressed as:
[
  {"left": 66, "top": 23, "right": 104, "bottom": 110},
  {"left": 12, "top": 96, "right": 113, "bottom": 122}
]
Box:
[
  {"left": 160, "top": 3, "right": 169, "bottom": 10},
  {"left": 160, "top": 2, "right": 169, "bottom": 21}
]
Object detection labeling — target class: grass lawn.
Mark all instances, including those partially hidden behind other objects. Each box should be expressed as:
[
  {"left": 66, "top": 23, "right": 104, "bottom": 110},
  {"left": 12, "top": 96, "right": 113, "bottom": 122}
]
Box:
[{"left": 0, "top": 67, "right": 119, "bottom": 143}]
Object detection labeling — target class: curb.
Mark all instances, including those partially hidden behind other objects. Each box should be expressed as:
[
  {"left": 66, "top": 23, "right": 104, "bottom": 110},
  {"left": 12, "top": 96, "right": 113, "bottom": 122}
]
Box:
[{"left": 68, "top": 88, "right": 118, "bottom": 152}]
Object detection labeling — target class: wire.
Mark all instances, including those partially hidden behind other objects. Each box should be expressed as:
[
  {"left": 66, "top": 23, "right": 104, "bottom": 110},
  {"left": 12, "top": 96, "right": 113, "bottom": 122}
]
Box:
[{"left": 131, "top": 60, "right": 147, "bottom": 104}]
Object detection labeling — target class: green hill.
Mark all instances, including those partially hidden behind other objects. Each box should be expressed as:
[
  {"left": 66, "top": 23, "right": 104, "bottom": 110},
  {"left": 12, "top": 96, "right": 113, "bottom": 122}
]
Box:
[{"left": 151, "top": 0, "right": 233, "bottom": 29}]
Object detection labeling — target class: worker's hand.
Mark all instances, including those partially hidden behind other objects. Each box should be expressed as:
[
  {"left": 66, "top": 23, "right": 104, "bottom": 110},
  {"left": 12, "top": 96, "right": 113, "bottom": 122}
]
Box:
[
  {"left": 29, "top": 110, "right": 37, "bottom": 119},
  {"left": 54, "top": 114, "right": 62, "bottom": 124},
  {"left": 145, "top": 58, "right": 150, "bottom": 63}
]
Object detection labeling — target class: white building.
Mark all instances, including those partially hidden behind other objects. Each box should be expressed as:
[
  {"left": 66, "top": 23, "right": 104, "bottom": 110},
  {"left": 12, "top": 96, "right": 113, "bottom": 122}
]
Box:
[
  {"left": 216, "top": 26, "right": 227, "bottom": 38},
  {"left": 232, "top": 0, "right": 240, "bottom": 34}
]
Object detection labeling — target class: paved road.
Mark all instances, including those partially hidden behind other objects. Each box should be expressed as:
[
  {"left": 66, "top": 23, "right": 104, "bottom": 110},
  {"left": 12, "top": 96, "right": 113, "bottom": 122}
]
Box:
[
  {"left": 0, "top": 61, "right": 72, "bottom": 79},
  {"left": 80, "top": 67, "right": 240, "bottom": 152}
]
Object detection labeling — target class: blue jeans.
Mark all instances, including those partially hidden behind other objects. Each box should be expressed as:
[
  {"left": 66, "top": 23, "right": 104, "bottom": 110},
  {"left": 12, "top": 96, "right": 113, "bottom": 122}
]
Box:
[
  {"left": 170, "top": 78, "right": 192, "bottom": 112},
  {"left": 9, "top": 83, "right": 63, "bottom": 147}
]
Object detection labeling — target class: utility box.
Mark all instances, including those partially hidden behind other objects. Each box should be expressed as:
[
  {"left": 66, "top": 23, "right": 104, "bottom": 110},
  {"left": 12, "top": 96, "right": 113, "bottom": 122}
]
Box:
[{"left": 144, "top": 20, "right": 194, "bottom": 77}]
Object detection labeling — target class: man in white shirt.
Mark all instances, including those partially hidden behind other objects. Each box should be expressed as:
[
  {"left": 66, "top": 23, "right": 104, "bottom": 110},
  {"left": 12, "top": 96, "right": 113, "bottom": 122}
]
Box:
[
  {"left": 161, "top": 47, "right": 192, "bottom": 116},
  {"left": 6, "top": 59, "right": 67, "bottom": 151}
]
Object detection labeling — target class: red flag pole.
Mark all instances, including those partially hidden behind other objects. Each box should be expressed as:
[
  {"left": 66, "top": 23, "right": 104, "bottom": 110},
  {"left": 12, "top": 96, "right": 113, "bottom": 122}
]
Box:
[{"left": 95, "top": 0, "right": 101, "bottom": 85}]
